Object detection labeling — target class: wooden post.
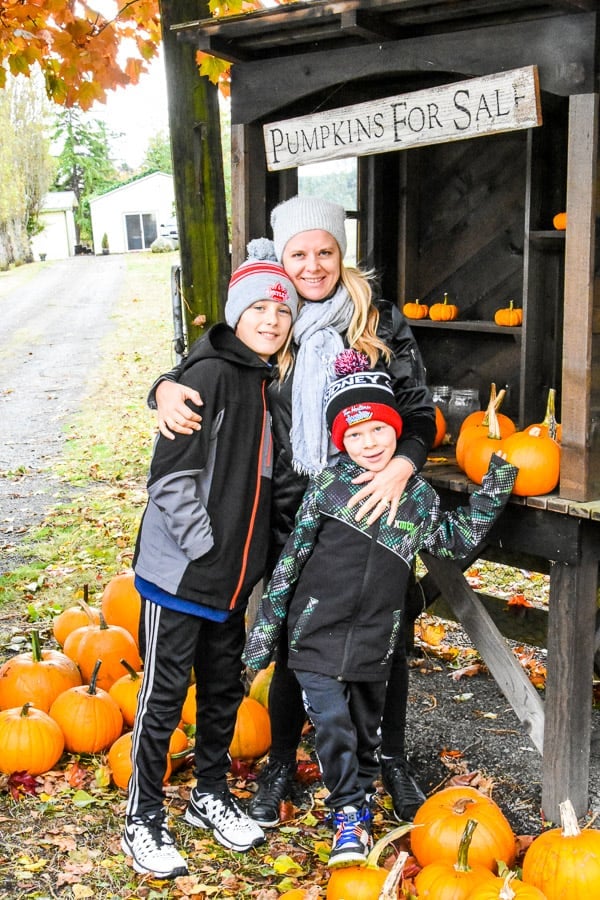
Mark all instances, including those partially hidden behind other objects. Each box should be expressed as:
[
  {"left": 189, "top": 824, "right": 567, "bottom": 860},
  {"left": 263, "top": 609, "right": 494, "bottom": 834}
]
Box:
[
  {"left": 541, "top": 522, "right": 598, "bottom": 820},
  {"left": 559, "top": 92, "right": 599, "bottom": 501}
]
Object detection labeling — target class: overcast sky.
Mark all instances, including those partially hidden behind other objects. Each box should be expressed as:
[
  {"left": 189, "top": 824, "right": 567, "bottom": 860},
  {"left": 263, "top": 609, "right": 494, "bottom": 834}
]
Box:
[{"left": 92, "top": 52, "right": 170, "bottom": 169}]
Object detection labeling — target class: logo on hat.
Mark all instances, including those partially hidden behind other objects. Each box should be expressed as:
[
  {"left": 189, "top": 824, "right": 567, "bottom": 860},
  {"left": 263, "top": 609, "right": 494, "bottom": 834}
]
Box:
[
  {"left": 343, "top": 404, "right": 374, "bottom": 427},
  {"left": 268, "top": 281, "right": 291, "bottom": 304}
]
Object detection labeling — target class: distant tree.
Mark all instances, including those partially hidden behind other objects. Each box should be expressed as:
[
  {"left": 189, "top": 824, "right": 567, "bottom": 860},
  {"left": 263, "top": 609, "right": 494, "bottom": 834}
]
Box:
[
  {"left": 142, "top": 130, "right": 173, "bottom": 173},
  {"left": 53, "top": 109, "right": 121, "bottom": 242},
  {"left": 0, "top": 73, "right": 54, "bottom": 268}
]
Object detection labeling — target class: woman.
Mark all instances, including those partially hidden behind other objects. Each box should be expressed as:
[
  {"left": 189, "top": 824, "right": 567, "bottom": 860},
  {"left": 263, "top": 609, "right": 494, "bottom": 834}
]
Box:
[{"left": 151, "top": 196, "right": 436, "bottom": 825}]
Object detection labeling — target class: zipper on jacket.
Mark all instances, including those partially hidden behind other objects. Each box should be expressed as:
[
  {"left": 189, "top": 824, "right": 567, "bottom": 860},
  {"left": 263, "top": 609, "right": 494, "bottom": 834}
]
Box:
[
  {"left": 229, "top": 379, "right": 268, "bottom": 609},
  {"left": 337, "top": 517, "right": 381, "bottom": 679}
]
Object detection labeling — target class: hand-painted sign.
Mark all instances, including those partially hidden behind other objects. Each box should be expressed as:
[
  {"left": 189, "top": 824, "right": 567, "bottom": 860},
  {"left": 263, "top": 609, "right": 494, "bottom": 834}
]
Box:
[{"left": 264, "top": 66, "right": 541, "bottom": 171}]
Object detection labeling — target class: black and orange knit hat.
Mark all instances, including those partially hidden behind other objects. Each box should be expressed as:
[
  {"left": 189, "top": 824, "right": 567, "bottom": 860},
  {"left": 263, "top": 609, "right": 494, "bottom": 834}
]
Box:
[{"left": 325, "top": 350, "right": 403, "bottom": 451}]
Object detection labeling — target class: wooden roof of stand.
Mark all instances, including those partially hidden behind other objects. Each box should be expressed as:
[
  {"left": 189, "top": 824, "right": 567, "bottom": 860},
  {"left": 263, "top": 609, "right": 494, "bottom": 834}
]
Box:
[{"left": 173, "top": 0, "right": 600, "bottom": 65}]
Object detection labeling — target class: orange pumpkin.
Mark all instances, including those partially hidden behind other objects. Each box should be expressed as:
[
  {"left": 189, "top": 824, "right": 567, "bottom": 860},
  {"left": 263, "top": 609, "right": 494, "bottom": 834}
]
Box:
[
  {"left": 552, "top": 212, "right": 567, "bottom": 230},
  {"left": 411, "top": 786, "right": 517, "bottom": 872},
  {"left": 430, "top": 292, "right": 459, "bottom": 322},
  {"left": 433, "top": 405, "right": 448, "bottom": 448},
  {"left": 64, "top": 613, "right": 142, "bottom": 692},
  {"left": 456, "top": 385, "right": 515, "bottom": 470},
  {"left": 180, "top": 681, "right": 197, "bottom": 726},
  {"left": 0, "top": 630, "right": 82, "bottom": 713},
  {"left": 0, "top": 703, "right": 65, "bottom": 775},
  {"left": 326, "top": 824, "right": 412, "bottom": 899},
  {"left": 467, "top": 870, "right": 548, "bottom": 899},
  {"left": 494, "top": 302, "right": 522, "bottom": 327},
  {"left": 101, "top": 570, "right": 142, "bottom": 646},
  {"left": 53, "top": 602, "right": 100, "bottom": 647},
  {"left": 230, "top": 696, "right": 271, "bottom": 760},
  {"left": 107, "top": 728, "right": 184, "bottom": 790},
  {"left": 521, "top": 798, "right": 600, "bottom": 899},
  {"left": 415, "top": 819, "right": 497, "bottom": 899},
  {"left": 501, "top": 427, "right": 560, "bottom": 496},
  {"left": 248, "top": 662, "right": 275, "bottom": 710},
  {"left": 108, "top": 659, "right": 143, "bottom": 727},
  {"left": 403, "top": 298, "right": 429, "bottom": 319},
  {"left": 461, "top": 402, "right": 505, "bottom": 485},
  {"left": 49, "top": 659, "right": 124, "bottom": 753}
]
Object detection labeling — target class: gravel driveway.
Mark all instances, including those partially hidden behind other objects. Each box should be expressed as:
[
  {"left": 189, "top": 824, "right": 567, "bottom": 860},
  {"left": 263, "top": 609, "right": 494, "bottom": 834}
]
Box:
[{"left": 0, "top": 255, "right": 127, "bottom": 562}]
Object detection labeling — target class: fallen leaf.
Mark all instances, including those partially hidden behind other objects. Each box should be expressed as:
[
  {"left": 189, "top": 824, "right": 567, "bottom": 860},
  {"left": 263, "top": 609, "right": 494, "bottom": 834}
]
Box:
[{"left": 450, "top": 663, "right": 485, "bottom": 680}]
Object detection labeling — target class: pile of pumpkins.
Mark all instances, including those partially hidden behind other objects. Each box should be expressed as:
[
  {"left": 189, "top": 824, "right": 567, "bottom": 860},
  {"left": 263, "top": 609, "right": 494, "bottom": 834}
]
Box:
[
  {"left": 434, "top": 383, "right": 561, "bottom": 497},
  {"left": 323, "top": 785, "right": 600, "bottom": 900},
  {"left": 0, "top": 571, "right": 271, "bottom": 789}
]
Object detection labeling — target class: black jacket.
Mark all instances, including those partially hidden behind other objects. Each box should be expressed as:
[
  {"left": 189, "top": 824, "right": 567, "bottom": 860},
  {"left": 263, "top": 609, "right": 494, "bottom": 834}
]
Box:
[
  {"left": 243, "top": 454, "right": 517, "bottom": 681},
  {"left": 134, "top": 323, "right": 273, "bottom": 612}
]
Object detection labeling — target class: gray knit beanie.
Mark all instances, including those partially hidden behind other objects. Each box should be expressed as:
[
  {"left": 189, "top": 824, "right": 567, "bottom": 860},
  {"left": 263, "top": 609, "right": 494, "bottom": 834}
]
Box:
[
  {"left": 225, "top": 238, "right": 299, "bottom": 328},
  {"left": 270, "top": 195, "right": 347, "bottom": 261}
]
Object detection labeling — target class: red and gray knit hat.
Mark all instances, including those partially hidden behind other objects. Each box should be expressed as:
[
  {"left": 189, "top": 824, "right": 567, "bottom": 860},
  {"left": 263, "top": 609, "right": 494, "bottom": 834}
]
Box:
[
  {"left": 325, "top": 350, "right": 403, "bottom": 451},
  {"left": 226, "top": 238, "right": 299, "bottom": 328}
]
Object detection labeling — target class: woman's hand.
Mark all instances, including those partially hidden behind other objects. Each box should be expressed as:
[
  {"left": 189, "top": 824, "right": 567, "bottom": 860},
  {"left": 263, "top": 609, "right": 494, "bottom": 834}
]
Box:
[
  {"left": 155, "top": 380, "right": 202, "bottom": 440},
  {"left": 347, "top": 456, "right": 415, "bottom": 526}
]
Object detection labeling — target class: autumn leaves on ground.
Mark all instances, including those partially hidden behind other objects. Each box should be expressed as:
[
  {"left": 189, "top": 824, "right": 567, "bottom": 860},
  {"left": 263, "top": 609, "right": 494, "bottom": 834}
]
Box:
[{"left": 0, "top": 253, "right": 588, "bottom": 899}]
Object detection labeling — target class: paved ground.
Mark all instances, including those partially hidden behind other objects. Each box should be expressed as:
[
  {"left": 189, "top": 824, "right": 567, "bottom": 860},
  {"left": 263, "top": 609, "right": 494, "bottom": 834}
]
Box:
[{"left": 0, "top": 255, "right": 127, "bottom": 564}]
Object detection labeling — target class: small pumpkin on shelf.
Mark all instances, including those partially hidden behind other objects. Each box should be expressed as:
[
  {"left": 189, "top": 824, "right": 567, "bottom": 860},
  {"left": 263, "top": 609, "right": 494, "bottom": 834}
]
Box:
[
  {"left": 494, "top": 301, "right": 523, "bottom": 327},
  {"left": 429, "top": 292, "right": 459, "bottom": 322},
  {"left": 403, "top": 298, "right": 429, "bottom": 319},
  {"left": 552, "top": 212, "right": 567, "bottom": 230}
]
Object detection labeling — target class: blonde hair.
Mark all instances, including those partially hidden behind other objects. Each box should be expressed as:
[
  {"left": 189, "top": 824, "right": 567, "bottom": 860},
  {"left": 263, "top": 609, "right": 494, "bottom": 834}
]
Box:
[
  {"left": 275, "top": 329, "right": 295, "bottom": 382},
  {"left": 341, "top": 265, "right": 392, "bottom": 366}
]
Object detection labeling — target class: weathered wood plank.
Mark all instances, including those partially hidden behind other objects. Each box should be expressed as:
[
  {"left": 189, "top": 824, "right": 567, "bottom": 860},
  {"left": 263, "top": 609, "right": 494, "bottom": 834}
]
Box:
[
  {"left": 560, "top": 93, "right": 600, "bottom": 501},
  {"left": 420, "top": 552, "right": 545, "bottom": 751},
  {"left": 541, "top": 523, "right": 599, "bottom": 819}
]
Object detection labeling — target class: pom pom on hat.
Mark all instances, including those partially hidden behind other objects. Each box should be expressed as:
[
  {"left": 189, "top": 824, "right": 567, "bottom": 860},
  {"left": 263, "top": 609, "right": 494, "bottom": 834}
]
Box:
[
  {"left": 226, "top": 240, "right": 299, "bottom": 328},
  {"left": 271, "top": 195, "right": 347, "bottom": 261},
  {"left": 325, "top": 351, "right": 403, "bottom": 451}
]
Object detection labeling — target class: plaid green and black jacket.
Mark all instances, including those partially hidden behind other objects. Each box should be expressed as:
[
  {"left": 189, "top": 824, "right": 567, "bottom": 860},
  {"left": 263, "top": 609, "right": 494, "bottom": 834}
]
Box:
[{"left": 243, "top": 453, "right": 517, "bottom": 682}]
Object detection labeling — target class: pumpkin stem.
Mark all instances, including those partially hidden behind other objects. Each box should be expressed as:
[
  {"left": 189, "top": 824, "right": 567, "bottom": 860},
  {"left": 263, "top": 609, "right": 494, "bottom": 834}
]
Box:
[
  {"left": 30, "top": 629, "right": 43, "bottom": 663},
  {"left": 119, "top": 658, "right": 140, "bottom": 680},
  {"left": 365, "top": 823, "right": 414, "bottom": 868},
  {"left": 559, "top": 798, "right": 581, "bottom": 838},
  {"left": 378, "top": 850, "right": 409, "bottom": 900},
  {"left": 98, "top": 611, "right": 110, "bottom": 630},
  {"left": 455, "top": 818, "right": 478, "bottom": 872},
  {"left": 20, "top": 702, "right": 33, "bottom": 717},
  {"left": 88, "top": 659, "right": 103, "bottom": 695},
  {"left": 443, "top": 292, "right": 449, "bottom": 304},
  {"left": 78, "top": 586, "right": 98, "bottom": 624},
  {"left": 542, "top": 388, "right": 558, "bottom": 441},
  {"left": 498, "top": 871, "right": 518, "bottom": 900}
]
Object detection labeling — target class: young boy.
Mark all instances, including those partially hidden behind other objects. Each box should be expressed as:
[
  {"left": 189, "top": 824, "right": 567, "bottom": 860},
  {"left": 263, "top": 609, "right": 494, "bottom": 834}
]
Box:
[
  {"left": 123, "top": 247, "right": 298, "bottom": 880},
  {"left": 243, "top": 350, "right": 517, "bottom": 868}
]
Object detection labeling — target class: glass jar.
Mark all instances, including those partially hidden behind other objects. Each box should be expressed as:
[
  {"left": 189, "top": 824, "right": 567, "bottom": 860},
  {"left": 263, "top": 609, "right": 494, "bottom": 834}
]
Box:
[
  {"left": 429, "top": 385, "right": 452, "bottom": 418},
  {"left": 447, "top": 388, "right": 480, "bottom": 442}
]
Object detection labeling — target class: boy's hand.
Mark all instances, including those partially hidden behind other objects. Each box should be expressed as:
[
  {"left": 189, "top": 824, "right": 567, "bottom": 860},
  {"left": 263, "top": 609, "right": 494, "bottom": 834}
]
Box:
[
  {"left": 348, "top": 456, "right": 414, "bottom": 526},
  {"left": 156, "top": 380, "right": 202, "bottom": 439}
]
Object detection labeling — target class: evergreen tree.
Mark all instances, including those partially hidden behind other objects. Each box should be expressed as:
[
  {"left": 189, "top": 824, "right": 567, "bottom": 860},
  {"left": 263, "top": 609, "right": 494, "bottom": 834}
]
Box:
[
  {"left": 53, "top": 109, "right": 120, "bottom": 242},
  {"left": 142, "top": 130, "right": 173, "bottom": 173}
]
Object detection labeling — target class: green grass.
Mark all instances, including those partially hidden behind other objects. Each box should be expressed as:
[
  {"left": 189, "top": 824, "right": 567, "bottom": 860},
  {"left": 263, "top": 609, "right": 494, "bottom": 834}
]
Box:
[{"left": 0, "top": 251, "right": 178, "bottom": 631}]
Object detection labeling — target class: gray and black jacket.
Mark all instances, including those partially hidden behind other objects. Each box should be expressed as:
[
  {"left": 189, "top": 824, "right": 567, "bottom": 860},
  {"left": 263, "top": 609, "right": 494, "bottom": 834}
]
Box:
[
  {"left": 243, "top": 453, "right": 517, "bottom": 681},
  {"left": 134, "top": 323, "right": 273, "bottom": 613}
]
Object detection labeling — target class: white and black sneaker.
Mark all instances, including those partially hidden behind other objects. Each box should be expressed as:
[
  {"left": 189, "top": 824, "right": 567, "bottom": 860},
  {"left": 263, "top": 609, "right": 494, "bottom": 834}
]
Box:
[
  {"left": 122, "top": 810, "right": 188, "bottom": 879},
  {"left": 184, "top": 787, "right": 265, "bottom": 852}
]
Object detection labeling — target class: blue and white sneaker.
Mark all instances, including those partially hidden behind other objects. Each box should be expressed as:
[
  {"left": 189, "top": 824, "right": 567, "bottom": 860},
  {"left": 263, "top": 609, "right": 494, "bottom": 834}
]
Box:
[{"left": 328, "top": 804, "right": 373, "bottom": 868}]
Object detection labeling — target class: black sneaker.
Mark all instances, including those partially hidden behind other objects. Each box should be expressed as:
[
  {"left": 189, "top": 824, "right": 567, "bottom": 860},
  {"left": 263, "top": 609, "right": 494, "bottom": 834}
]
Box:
[
  {"left": 184, "top": 787, "right": 265, "bottom": 852},
  {"left": 122, "top": 810, "right": 188, "bottom": 879},
  {"left": 380, "top": 756, "right": 426, "bottom": 821},
  {"left": 328, "top": 804, "right": 372, "bottom": 868},
  {"left": 247, "top": 760, "right": 297, "bottom": 827}
]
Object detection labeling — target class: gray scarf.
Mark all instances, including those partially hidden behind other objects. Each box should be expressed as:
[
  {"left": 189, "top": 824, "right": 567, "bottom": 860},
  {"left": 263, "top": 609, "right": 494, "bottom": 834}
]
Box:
[{"left": 291, "top": 284, "right": 354, "bottom": 475}]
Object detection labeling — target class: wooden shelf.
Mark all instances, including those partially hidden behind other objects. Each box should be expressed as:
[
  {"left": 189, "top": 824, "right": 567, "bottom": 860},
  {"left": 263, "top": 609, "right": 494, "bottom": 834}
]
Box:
[
  {"left": 529, "top": 230, "right": 566, "bottom": 241},
  {"left": 407, "top": 319, "right": 522, "bottom": 336}
]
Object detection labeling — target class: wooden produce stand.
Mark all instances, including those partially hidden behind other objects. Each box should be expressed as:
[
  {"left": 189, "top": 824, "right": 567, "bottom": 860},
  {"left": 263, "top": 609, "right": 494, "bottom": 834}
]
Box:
[{"left": 175, "top": 0, "right": 600, "bottom": 820}]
